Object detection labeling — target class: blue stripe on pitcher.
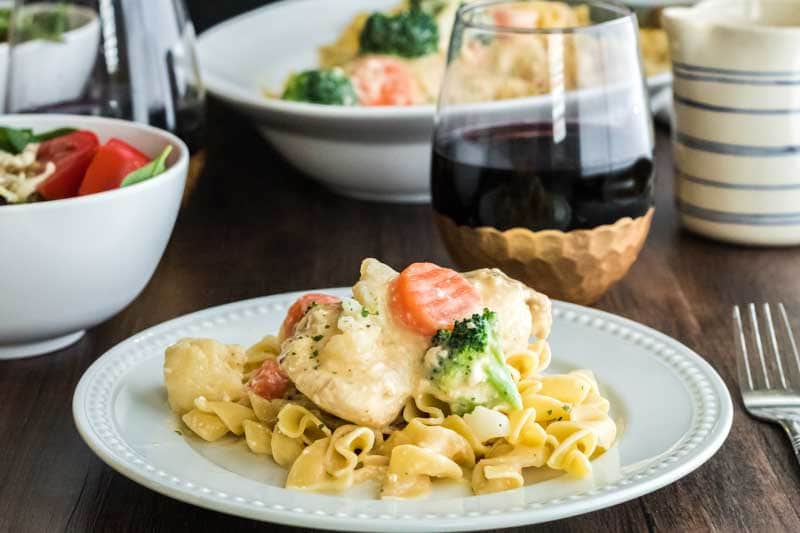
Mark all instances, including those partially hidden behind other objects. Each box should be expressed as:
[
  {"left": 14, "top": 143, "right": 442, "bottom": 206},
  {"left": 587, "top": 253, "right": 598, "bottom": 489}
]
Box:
[
  {"left": 673, "top": 95, "right": 800, "bottom": 115},
  {"left": 675, "top": 133, "right": 800, "bottom": 157},
  {"left": 679, "top": 174, "right": 800, "bottom": 191},
  {"left": 677, "top": 202, "right": 800, "bottom": 226},
  {"left": 673, "top": 71, "right": 800, "bottom": 85},
  {"left": 673, "top": 62, "right": 800, "bottom": 77}
]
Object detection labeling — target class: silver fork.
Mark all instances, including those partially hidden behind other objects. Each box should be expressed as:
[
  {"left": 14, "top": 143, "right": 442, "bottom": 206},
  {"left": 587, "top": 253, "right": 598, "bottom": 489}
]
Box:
[{"left": 734, "top": 303, "right": 800, "bottom": 465}]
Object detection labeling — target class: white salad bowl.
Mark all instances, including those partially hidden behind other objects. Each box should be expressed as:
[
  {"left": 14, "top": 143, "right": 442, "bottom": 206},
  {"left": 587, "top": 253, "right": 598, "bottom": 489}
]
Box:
[
  {"left": 197, "top": 0, "right": 671, "bottom": 204},
  {"left": 0, "top": 115, "right": 189, "bottom": 359},
  {"left": 0, "top": 3, "right": 100, "bottom": 112}
]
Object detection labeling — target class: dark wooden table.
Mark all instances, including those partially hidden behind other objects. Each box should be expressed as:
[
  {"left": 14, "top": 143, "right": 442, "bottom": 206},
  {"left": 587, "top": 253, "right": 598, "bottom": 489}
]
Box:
[
  {"left": 4, "top": 4, "right": 800, "bottom": 531},
  {"left": 2, "top": 99, "right": 800, "bottom": 533}
]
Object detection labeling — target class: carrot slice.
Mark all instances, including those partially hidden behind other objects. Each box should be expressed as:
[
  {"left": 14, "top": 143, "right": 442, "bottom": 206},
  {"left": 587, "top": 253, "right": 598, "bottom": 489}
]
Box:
[
  {"left": 279, "top": 293, "right": 340, "bottom": 340},
  {"left": 390, "top": 263, "right": 482, "bottom": 337},
  {"left": 348, "top": 56, "right": 417, "bottom": 106}
]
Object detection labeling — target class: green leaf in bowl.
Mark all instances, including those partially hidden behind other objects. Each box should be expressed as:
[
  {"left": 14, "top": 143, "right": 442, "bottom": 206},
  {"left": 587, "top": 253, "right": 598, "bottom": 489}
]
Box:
[
  {"left": 0, "top": 126, "right": 75, "bottom": 154},
  {"left": 120, "top": 146, "right": 173, "bottom": 187}
]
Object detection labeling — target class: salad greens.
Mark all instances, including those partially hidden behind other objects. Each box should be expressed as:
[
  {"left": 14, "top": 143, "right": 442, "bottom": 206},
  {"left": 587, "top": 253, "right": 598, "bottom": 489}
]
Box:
[
  {"left": 120, "top": 146, "right": 173, "bottom": 187},
  {"left": 0, "top": 126, "right": 76, "bottom": 154},
  {"left": 0, "top": 125, "right": 174, "bottom": 206},
  {"left": 0, "top": 3, "right": 69, "bottom": 43}
]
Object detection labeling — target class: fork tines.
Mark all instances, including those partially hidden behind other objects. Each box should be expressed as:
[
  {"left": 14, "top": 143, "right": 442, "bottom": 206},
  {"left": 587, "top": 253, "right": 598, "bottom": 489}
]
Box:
[{"left": 734, "top": 303, "right": 800, "bottom": 393}]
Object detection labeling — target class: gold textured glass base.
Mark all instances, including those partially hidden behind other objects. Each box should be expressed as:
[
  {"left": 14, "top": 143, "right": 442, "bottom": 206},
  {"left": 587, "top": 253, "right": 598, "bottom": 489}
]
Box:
[{"left": 436, "top": 208, "right": 654, "bottom": 305}]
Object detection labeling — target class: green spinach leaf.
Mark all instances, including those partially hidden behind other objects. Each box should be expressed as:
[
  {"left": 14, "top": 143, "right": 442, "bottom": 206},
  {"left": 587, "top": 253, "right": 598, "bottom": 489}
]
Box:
[
  {"left": 0, "top": 9, "right": 11, "bottom": 42},
  {"left": 0, "top": 126, "right": 75, "bottom": 154},
  {"left": 120, "top": 146, "right": 173, "bottom": 187},
  {"left": 3, "top": 128, "right": 33, "bottom": 153},
  {"left": 31, "top": 127, "right": 76, "bottom": 142},
  {"left": 0, "top": 3, "right": 69, "bottom": 43}
]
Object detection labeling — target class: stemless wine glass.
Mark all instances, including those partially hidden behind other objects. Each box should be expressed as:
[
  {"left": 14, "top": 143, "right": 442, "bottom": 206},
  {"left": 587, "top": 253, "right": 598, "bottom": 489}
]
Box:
[
  {"left": 1, "top": 0, "right": 205, "bottom": 174},
  {"left": 432, "top": 0, "right": 655, "bottom": 304}
]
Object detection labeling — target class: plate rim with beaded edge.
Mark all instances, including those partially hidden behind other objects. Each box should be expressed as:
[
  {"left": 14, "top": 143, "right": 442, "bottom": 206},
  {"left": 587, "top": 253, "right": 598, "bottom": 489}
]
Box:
[{"left": 73, "top": 287, "right": 733, "bottom": 532}]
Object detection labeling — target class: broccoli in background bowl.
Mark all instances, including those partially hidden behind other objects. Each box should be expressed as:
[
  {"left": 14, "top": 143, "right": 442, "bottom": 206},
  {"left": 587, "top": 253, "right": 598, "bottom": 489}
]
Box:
[
  {"left": 282, "top": 68, "right": 359, "bottom": 106},
  {"left": 359, "top": 6, "right": 439, "bottom": 58}
]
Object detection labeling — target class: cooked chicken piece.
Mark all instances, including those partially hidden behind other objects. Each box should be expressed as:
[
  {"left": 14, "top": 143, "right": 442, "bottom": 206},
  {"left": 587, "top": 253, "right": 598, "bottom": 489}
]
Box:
[
  {"left": 279, "top": 260, "right": 552, "bottom": 426},
  {"left": 279, "top": 259, "right": 429, "bottom": 428},
  {"left": 463, "top": 268, "right": 552, "bottom": 354}
]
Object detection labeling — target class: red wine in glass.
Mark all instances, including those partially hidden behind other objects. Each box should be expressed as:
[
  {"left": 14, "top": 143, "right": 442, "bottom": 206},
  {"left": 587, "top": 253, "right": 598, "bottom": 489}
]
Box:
[{"left": 431, "top": 122, "right": 654, "bottom": 232}]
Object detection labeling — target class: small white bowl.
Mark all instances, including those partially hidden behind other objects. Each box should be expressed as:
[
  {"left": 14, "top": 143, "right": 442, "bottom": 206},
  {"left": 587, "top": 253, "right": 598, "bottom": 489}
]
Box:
[
  {"left": 0, "top": 115, "right": 189, "bottom": 359},
  {"left": 197, "top": 0, "right": 671, "bottom": 204},
  {"left": 0, "top": 3, "right": 100, "bottom": 112}
]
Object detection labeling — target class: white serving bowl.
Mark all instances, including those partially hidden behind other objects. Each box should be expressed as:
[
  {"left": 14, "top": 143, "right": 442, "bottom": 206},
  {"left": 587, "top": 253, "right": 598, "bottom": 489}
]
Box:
[
  {"left": 197, "top": 0, "right": 670, "bottom": 204},
  {"left": 0, "top": 115, "right": 189, "bottom": 359},
  {"left": 197, "top": 0, "right": 434, "bottom": 203},
  {"left": 0, "top": 3, "right": 100, "bottom": 112}
]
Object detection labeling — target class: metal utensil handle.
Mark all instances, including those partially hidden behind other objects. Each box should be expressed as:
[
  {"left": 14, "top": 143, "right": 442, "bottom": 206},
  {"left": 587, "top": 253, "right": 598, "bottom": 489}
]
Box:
[{"left": 780, "top": 418, "right": 800, "bottom": 467}]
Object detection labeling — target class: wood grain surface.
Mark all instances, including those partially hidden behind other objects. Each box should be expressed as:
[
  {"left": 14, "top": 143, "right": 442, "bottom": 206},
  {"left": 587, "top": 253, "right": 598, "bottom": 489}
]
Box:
[
  {"left": 2, "top": 96, "right": 798, "bottom": 533},
  {"left": 2, "top": 3, "right": 800, "bottom": 531}
]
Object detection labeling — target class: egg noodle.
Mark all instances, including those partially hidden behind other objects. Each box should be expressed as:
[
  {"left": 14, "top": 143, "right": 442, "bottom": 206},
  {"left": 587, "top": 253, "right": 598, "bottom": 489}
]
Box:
[{"left": 163, "top": 259, "right": 616, "bottom": 498}]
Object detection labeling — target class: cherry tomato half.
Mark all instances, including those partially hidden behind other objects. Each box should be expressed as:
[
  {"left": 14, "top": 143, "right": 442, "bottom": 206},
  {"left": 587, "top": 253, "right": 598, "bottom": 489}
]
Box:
[
  {"left": 78, "top": 138, "right": 150, "bottom": 196},
  {"left": 36, "top": 130, "right": 100, "bottom": 200}
]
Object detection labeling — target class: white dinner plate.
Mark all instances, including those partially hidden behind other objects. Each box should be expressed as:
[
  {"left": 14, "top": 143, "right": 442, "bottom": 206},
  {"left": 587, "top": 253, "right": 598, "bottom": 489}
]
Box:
[{"left": 73, "top": 289, "right": 732, "bottom": 532}]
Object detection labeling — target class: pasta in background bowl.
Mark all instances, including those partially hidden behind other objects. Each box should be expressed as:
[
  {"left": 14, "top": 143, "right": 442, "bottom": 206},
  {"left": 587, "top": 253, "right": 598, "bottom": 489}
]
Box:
[
  {"left": 273, "top": 0, "right": 670, "bottom": 107},
  {"left": 163, "top": 259, "right": 618, "bottom": 498}
]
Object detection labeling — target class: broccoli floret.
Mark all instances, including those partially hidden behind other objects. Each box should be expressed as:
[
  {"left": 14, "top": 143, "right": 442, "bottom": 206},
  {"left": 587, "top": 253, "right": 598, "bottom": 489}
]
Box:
[
  {"left": 359, "top": 8, "right": 439, "bottom": 58},
  {"left": 431, "top": 328, "right": 451, "bottom": 346},
  {"left": 282, "top": 68, "right": 358, "bottom": 106},
  {"left": 426, "top": 309, "right": 522, "bottom": 415}
]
